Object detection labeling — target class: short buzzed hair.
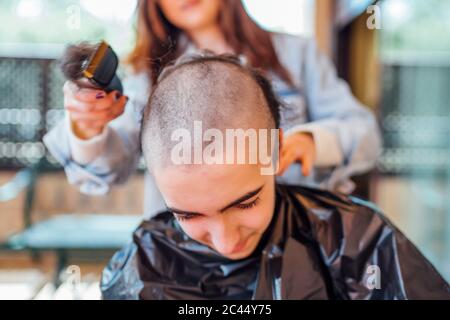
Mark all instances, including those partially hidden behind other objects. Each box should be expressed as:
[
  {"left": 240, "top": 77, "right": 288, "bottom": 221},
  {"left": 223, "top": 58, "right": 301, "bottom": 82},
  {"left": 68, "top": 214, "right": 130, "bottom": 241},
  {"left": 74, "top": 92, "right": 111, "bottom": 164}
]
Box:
[{"left": 141, "top": 53, "right": 282, "bottom": 170}]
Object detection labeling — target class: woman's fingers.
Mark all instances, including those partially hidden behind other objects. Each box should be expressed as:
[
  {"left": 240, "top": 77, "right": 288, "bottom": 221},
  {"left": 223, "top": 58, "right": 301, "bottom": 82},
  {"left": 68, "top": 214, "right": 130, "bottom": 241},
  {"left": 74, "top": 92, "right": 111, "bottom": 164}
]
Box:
[
  {"left": 277, "top": 149, "right": 298, "bottom": 176},
  {"left": 300, "top": 152, "right": 313, "bottom": 176},
  {"left": 68, "top": 109, "right": 111, "bottom": 122},
  {"left": 63, "top": 81, "right": 106, "bottom": 103},
  {"left": 65, "top": 86, "right": 126, "bottom": 112},
  {"left": 65, "top": 95, "right": 96, "bottom": 112},
  {"left": 278, "top": 148, "right": 313, "bottom": 177},
  {"left": 65, "top": 90, "right": 123, "bottom": 112},
  {"left": 103, "top": 95, "right": 127, "bottom": 121},
  {"left": 278, "top": 133, "right": 316, "bottom": 176},
  {"left": 64, "top": 81, "right": 124, "bottom": 109},
  {"left": 68, "top": 94, "right": 127, "bottom": 123}
]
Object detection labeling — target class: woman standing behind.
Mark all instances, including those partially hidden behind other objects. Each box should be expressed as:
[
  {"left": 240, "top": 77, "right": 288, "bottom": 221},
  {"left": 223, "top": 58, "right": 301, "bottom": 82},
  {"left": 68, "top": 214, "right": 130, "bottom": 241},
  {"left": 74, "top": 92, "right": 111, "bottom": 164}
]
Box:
[{"left": 44, "top": 0, "right": 381, "bottom": 217}]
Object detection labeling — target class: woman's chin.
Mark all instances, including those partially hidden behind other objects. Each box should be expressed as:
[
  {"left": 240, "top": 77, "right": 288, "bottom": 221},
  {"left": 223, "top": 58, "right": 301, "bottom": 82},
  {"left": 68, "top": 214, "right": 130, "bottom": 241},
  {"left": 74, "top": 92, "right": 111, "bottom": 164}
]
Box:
[{"left": 179, "top": 16, "right": 214, "bottom": 32}]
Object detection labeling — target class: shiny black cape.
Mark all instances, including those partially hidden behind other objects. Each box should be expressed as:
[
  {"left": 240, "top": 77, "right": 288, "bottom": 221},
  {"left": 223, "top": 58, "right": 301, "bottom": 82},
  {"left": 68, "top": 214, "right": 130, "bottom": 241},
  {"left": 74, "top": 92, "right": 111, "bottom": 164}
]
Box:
[{"left": 101, "top": 185, "right": 450, "bottom": 300}]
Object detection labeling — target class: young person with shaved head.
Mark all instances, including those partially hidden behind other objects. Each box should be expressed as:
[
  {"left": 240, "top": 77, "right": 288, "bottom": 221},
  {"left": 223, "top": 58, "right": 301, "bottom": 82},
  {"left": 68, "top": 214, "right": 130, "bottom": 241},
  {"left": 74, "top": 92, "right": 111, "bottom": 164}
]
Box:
[{"left": 101, "top": 54, "right": 450, "bottom": 300}]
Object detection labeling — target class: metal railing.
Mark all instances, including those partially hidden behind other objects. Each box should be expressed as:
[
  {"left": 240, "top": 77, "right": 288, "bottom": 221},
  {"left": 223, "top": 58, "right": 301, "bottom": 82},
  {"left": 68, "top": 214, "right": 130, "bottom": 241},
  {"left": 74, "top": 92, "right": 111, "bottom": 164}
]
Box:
[
  {"left": 0, "top": 56, "right": 65, "bottom": 169},
  {"left": 378, "top": 58, "right": 450, "bottom": 175}
]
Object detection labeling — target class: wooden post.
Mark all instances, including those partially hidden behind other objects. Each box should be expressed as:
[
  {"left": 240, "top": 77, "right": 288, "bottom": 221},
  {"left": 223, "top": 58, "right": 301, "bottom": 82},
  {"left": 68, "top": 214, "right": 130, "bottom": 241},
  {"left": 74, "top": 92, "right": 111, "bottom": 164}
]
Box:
[{"left": 315, "top": 0, "right": 336, "bottom": 58}]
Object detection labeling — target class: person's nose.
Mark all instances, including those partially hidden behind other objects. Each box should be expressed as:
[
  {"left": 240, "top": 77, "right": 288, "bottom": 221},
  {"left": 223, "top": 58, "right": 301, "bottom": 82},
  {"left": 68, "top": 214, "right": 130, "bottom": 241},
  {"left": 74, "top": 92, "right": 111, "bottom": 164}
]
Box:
[{"left": 208, "top": 216, "right": 239, "bottom": 256}]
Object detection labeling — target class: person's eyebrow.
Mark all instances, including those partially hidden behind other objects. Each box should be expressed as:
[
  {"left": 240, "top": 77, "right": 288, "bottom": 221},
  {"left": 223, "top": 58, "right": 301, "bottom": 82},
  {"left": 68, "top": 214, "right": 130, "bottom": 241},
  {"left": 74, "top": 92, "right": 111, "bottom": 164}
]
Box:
[
  {"left": 167, "top": 207, "right": 204, "bottom": 217},
  {"left": 166, "top": 185, "right": 264, "bottom": 217},
  {"left": 219, "top": 185, "right": 264, "bottom": 212}
]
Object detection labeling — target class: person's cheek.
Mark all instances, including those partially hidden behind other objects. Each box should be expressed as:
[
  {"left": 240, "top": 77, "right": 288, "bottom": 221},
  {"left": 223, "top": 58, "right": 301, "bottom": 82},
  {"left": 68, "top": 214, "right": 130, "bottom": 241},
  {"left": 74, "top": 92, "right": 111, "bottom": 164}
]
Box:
[
  {"left": 231, "top": 193, "right": 275, "bottom": 235},
  {"left": 234, "top": 203, "right": 270, "bottom": 236},
  {"left": 237, "top": 208, "right": 262, "bottom": 231},
  {"left": 177, "top": 220, "right": 208, "bottom": 244},
  {"left": 158, "top": 0, "right": 182, "bottom": 26},
  {"left": 247, "top": 193, "right": 275, "bottom": 234}
]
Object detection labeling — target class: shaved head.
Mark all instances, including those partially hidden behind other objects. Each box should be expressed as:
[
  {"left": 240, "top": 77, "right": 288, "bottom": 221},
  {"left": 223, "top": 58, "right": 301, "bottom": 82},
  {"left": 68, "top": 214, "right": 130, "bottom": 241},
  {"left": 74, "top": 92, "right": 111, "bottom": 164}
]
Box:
[{"left": 141, "top": 53, "right": 281, "bottom": 171}]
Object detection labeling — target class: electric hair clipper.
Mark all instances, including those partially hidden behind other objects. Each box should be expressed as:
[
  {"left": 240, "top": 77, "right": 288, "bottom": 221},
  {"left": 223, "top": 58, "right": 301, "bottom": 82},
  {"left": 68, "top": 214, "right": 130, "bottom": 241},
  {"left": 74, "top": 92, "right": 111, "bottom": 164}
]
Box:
[{"left": 60, "top": 40, "right": 123, "bottom": 94}]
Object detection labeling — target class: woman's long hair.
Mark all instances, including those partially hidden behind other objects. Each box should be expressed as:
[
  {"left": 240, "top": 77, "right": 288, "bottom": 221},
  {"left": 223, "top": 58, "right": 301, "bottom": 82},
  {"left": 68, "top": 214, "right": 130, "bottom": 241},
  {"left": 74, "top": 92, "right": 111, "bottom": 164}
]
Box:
[{"left": 126, "top": 0, "right": 293, "bottom": 86}]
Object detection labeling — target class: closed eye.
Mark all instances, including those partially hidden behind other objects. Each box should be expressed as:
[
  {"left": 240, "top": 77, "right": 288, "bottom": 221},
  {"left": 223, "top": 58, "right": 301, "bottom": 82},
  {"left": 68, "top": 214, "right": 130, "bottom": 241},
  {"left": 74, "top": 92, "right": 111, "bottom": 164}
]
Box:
[
  {"left": 169, "top": 185, "right": 264, "bottom": 222},
  {"left": 235, "top": 197, "right": 260, "bottom": 210},
  {"left": 172, "top": 197, "right": 260, "bottom": 221},
  {"left": 173, "top": 212, "right": 198, "bottom": 222}
]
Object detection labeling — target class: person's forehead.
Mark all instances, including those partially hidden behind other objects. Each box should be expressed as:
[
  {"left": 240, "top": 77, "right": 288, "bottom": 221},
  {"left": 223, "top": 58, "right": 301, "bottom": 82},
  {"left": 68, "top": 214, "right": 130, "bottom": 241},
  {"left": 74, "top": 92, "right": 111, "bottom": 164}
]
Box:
[
  {"left": 156, "top": 163, "right": 262, "bottom": 187},
  {"left": 154, "top": 163, "right": 265, "bottom": 212}
]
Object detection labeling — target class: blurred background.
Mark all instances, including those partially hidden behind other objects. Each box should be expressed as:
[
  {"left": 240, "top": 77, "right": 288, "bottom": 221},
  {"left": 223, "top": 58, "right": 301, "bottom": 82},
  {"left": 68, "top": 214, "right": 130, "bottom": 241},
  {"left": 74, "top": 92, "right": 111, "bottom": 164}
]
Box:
[{"left": 0, "top": 0, "right": 449, "bottom": 299}]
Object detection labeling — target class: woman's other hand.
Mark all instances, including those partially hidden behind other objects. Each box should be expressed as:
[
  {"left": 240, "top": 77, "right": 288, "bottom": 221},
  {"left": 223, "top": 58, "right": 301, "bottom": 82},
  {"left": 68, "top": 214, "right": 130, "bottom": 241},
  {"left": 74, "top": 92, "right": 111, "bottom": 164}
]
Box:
[{"left": 278, "top": 132, "right": 316, "bottom": 177}]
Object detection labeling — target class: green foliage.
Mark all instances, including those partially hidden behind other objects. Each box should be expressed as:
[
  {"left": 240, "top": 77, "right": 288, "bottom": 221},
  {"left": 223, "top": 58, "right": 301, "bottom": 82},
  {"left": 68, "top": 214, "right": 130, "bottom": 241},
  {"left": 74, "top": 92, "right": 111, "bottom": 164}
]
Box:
[
  {"left": 0, "top": 0, "right": 135, "bottom": 56},
  {"left": 380, "top": 0, "right": 450, "bottom": 52}
]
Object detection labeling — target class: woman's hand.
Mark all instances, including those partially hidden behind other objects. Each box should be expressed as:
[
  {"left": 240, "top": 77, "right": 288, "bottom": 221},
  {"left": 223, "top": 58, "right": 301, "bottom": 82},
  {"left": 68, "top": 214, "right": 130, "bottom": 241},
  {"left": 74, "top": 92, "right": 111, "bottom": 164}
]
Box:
[
  {"left": 63, "top": 81, "right": 128, "bottom": 140},
  {"left": 278, "top": 132, "right": 316, "bottom": 177}
]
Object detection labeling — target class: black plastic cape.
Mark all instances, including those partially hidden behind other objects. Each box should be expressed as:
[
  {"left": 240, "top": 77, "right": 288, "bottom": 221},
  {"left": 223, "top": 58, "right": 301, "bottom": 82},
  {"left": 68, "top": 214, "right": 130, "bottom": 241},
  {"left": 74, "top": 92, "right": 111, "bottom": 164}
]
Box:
[{"left": 101, "top": 185, "right": 450, "bottom": 300}]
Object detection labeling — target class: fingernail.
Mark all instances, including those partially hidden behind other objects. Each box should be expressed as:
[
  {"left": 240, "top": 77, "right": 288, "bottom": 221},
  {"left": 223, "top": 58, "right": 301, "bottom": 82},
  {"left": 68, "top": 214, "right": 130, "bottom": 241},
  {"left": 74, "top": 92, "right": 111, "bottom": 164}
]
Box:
[{"left": 96, "top": 92, "right": 105, "bottom": 99}]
